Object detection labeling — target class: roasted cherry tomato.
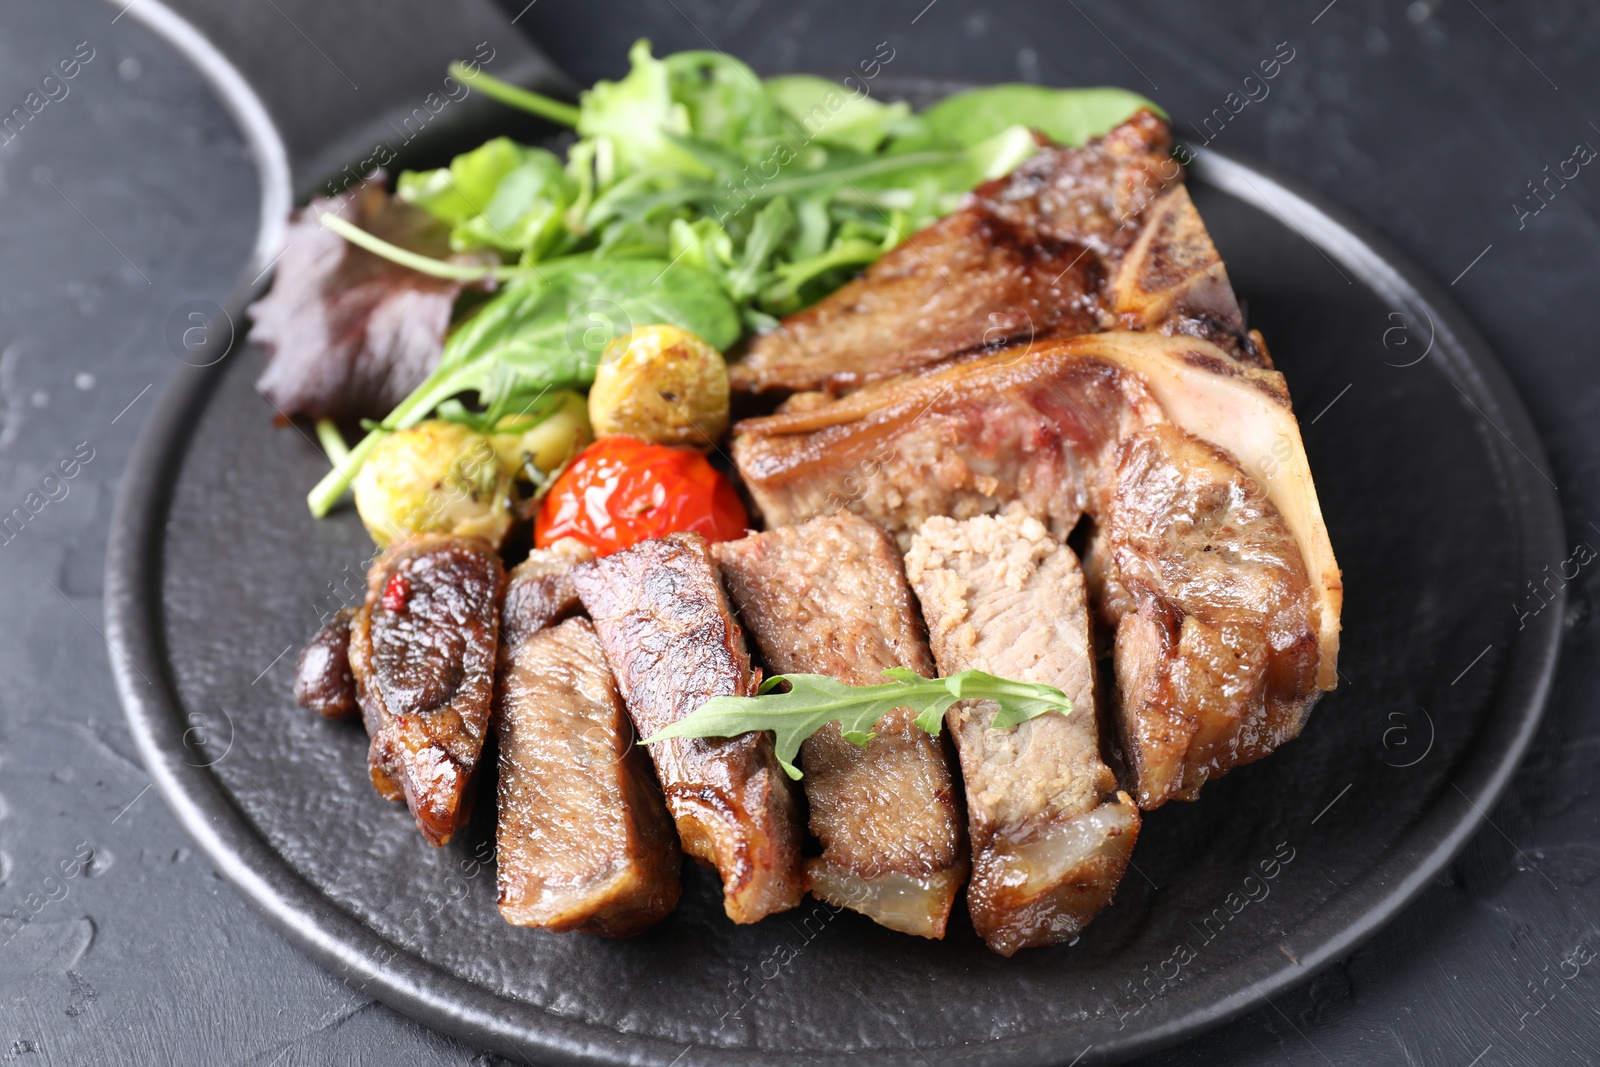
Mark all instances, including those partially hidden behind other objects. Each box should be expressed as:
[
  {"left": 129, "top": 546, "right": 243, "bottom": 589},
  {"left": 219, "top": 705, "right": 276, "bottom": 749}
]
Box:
[{"left": 535, "top": 435, "right": 748, "bottom": 557}]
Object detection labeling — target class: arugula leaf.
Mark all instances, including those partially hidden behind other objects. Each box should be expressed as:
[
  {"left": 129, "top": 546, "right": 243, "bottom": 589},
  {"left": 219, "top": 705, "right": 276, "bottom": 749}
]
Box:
[
  {"left": 642, "top": 668, "right": 1072, "bottom": 780},
  {"left": 446, "top": 62, "right": 579, "bottom": 127},
  {"left": 920, "top": 84, "right": 1163, "bottom": 148},
  {"left": 665, "top": 51, "right": 784, "bottom": 150}
]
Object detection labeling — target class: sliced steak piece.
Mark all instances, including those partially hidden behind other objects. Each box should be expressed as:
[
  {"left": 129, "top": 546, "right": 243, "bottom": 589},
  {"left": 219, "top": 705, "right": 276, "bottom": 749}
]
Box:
[
  {"left": 295, "top": 607, "right": 358, "bottom": 719},
  {"left": 905, "top": 508, "right": 1140, "bottom": 956},
  {"left": 571, "top": 533, "right": 804, "bottom": 924},
  {"left": 729, "top": 110, "right": 1262, "bottom": 397},
  {"left": 348, "top": 534, "right": 505, "bottom": 846},
  {"left": 1084, "top": 424, "right": 1318, "bottom": 807},
  {"left": 713, "top": 513, "right": 967, "bottom": 938},
  {"left": 499, "top": 538, "right": 593, "bottom": 654},
  {"left": 495, "top": 617, "right": 681, "bottom": 935}
]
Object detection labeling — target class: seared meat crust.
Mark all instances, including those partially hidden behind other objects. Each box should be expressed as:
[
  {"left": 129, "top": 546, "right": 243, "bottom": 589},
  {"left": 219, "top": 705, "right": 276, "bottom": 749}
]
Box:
[
  {"left": 713, "top": 513, "right": 967, "bottom": 938},
  {"left": 1085, "top": 424, "right": 1318, "bottom": 806},
  {"left": 572, "top": 533, "right": 804, "bottom": 924},
  {"left": 735, "top": 331, "right": 1337, "bottom": 807},
  {"left": 348, "top": 534, "right": 505, "bottom": 846},
  {"left": 499, "top": 538, "right": 593, "bottom": 655}
]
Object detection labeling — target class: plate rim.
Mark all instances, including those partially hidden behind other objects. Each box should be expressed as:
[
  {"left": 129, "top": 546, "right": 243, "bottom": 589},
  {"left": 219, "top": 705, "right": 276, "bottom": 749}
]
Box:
[{"left": 103, "top": 66, "right": 1567, "bottom": 1067}]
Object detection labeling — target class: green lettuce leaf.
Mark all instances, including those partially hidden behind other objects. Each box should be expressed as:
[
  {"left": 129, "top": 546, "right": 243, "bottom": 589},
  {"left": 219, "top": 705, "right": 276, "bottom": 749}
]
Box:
[{"left": 665, "top": 50, "right": 785, "bottom": 150}]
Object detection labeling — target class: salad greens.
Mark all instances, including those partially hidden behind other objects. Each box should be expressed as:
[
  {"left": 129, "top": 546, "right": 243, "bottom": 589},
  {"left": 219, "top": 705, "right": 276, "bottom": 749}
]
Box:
[
  {"left": 307, "top": 256, "right": 738, "bottom": 515},
  {"left": 306, "top": 39, "right": 1159, "bottom": 516},
  {"left": 643, "top": 668, "right": 1073, "bottom": 780}
]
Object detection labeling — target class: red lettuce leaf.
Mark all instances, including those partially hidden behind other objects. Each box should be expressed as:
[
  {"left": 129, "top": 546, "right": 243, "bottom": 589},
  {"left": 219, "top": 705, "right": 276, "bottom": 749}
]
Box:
[{"left": 249, "top": 174, "right": 489, "bottom": 425}]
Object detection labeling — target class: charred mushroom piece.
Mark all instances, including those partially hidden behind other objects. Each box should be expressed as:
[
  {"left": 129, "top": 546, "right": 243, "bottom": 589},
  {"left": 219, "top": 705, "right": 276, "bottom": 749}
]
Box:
[
  {"left": 348, "top": 534, "right": 505, "bottom": 846},
  {"left": 572, "top": 533, "right": 805, "bottom": 924},
  {"left": 907, "top": 508, "right": 1140, "bottom": 956},
  {"left": 294, "top": 607, "right": 358, "bottom": 719},
  {"left": 495, "top": 618, "right": 682, "bottom": 935},
  {"left": 714, "top": 513, "right": 967, "bottom": 938}
]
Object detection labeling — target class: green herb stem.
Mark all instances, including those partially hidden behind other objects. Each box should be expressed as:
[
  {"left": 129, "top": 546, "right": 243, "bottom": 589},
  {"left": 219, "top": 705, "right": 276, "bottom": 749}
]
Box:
[
  {"left": 315, "top": 214, "right": 533, "bottom": 282},
  {"left": 450, "top": 62, "right": 581, "bottom": 127},
  {"left": 314, "top": 419, "right": 351, "bottom": 467}
]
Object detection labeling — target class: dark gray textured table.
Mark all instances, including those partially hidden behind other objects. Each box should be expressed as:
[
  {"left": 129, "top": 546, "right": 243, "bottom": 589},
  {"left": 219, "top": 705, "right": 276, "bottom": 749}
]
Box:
[{"left": 2, "top": 0, "right": 1596, "bottom": 1063}]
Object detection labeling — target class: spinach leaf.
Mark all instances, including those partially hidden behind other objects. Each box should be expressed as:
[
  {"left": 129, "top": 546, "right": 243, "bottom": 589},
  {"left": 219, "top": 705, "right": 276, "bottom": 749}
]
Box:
[
  {"left": 765, "top": 74, "right": 911, "bottom": 153},
  {"left": 920, "top": 84, "right": 1162, "bottom": 148}
]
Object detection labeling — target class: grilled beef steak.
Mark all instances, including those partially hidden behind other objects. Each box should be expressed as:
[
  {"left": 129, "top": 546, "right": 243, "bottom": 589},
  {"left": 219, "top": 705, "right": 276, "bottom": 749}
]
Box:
[
  {"left": 499, "top": 538, "right": 593, "bottom": 654},
  {"left": 348, "top": 534, "right": 505, "bottom": 846},
  {"left": 713, "top": 513, "right": 967, "bottom": 938},
  {"left": 1085, "top": 424, "right": 1318, "bottom": 806},
  {"left": 906, "top": 508, "right": 1139, "bottom": 956},
  {"left": 295, "top": 607, "right": 358, "bottom": 719},
  {"left": 571, "top": 533, "right": 804, "bottom": 924},
  {"left": 734, "top": 331, "right": 1340, "bottom": 804},
  {"left": 495, "top": 617, "right": 682, "bottom": 935},
  {"left": 729, "top": 110, "right": 1262, "bottom": 396}
]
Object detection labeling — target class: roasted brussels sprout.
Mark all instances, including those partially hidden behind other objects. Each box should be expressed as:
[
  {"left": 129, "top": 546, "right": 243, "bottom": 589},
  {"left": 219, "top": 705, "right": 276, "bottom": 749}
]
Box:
[
  {"left": 588, "top": 325, "right": 730, "bottom": 449},
  {"left": 351, "top": 395, "right": 592, "bottom": 548},
  {"left": 353, "top": 421, "right": 511, "bottom": 548}
]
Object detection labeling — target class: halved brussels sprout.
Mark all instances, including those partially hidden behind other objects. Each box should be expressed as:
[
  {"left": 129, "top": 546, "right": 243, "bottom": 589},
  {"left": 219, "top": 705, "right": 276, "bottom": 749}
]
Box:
[{"left": 491, "top": 390, "right": 592, "bottom": 495}]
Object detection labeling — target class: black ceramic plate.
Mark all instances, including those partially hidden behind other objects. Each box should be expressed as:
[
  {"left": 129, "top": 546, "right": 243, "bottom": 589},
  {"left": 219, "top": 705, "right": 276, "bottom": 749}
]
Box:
[{"left": 106, "top": 74, "right": 1564, "bottom": 1067}]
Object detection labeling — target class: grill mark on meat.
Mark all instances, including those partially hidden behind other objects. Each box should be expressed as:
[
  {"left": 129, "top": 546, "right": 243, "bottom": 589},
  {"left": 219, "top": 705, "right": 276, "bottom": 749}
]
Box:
[
  {"left": 713, "top": 513, "right": 968, "bottom": 938},
  {"left": 906, "top": 508, "right": 1140, "bottom": 956},
  {"left": 729, "top": 110, "right": 1262, "bottom": 397},
  {"left": 495, "top": 617, "right": 681, "bottom": 935},
  {"left": 348, "top": 534, "right": 505, "bottom": 846},
  {"left": 572, "top": 533, "right": 804, "bottom": 924},
  {"left": 1084, "top": 424, "right": 1318, "bottom": 807},
  {"left": 295, "top": 607, "right": 358, "bottom": 719}
]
